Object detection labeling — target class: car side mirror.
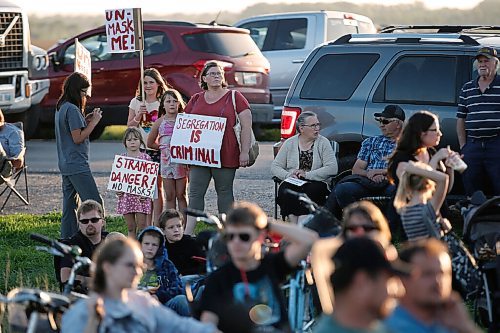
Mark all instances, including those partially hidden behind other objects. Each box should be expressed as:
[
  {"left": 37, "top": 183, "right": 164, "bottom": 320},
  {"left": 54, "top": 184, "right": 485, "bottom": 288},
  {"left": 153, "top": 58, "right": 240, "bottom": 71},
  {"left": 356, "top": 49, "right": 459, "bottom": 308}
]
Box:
[{"left": 49, "top": 51, "right": 61, "bottom": 71}]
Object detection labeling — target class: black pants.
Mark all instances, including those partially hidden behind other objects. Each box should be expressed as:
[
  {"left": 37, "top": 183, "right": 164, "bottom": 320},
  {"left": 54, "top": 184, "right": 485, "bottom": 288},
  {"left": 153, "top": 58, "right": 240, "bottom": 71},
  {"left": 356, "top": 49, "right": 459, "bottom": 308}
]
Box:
[{"left": 277, "top": 180, "right": 329, "bottom": 217}]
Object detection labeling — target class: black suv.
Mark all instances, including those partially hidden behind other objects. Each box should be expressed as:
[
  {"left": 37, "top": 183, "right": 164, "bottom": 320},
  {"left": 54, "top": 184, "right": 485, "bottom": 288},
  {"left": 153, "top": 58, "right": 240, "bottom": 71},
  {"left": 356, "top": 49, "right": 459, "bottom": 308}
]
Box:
[{"left": 280, "top": 25, "right": 499, "bottom": 183}]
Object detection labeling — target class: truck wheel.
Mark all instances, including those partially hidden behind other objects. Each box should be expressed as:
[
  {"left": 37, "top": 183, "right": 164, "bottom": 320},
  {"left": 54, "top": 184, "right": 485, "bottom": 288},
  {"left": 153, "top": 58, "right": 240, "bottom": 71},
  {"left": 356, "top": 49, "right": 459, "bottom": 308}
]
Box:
[
  {"left": 338, "top": 154, "right": 357, "bottom": 173},
  {"left": 89, "top": 124, "right": 106, "bottom": 141}
]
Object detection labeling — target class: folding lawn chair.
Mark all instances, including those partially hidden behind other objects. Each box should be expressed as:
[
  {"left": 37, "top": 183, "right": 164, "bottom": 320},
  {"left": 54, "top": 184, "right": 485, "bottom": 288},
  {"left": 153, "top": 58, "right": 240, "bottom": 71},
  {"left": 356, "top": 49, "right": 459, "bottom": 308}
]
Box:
[{"left": 0, "top": 122, "right": 29, "bottom": 211}]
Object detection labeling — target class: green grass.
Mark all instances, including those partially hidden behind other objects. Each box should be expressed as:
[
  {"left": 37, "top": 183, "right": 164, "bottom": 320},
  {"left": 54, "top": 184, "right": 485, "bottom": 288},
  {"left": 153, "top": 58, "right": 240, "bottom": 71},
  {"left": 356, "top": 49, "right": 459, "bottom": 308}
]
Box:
[
  {"left": 0, "top": 213, "right": 213, "bottom": 295},
  {"left": 0, "top": 213, "right": 128, "bottom": 294},
  {"left": 100, "top": 125, "right": 128, "bottom": 140}
]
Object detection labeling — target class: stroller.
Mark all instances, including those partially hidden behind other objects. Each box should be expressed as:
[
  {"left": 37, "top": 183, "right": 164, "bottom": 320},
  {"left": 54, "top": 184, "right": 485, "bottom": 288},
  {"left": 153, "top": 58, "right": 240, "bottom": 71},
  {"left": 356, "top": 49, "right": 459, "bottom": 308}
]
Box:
[{"left": 461, "top": 192, "right": 500, "bottom": 332}]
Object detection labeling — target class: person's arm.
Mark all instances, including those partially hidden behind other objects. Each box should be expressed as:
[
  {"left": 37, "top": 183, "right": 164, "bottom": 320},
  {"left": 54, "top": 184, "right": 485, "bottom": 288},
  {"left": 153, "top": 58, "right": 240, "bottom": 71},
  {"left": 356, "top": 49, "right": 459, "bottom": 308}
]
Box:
[
  {"left": 271, "top": 138, "right": 294, "bottom": 180},
  {"left": 351, "top": 159, "right": 368, "bottom": 176},
  {"left": 268, "top": 220, "right": 318, "bottom": 267},
  {"left": 456, "top": 118, "right": 467, "bottom": 149},
  {"left": 238, "top": 108, "right": 252, "bottom": 167},
  {"left": 147, "top": 117, "right": 162, "bottom": 150},
  {"left": 71, "top": 108, "right": 102, "bottom": 144},
  {"left": 398, "top": 161, "right": 449, "bottom": 215}
]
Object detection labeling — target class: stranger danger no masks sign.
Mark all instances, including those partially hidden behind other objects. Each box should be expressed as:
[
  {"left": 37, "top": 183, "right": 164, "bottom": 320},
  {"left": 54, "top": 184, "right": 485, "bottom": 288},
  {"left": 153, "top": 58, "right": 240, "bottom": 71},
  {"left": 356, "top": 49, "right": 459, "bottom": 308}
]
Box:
[{"left": 107, "top": 155, "right": 159, "bottom": 198}]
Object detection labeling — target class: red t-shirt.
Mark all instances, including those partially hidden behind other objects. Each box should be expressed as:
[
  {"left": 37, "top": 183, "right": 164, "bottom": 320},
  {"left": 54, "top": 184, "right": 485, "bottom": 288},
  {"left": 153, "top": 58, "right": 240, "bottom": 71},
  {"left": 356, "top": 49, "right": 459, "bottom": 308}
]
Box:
[{"left": 184, "top": 90, "right": 250, "bottom": 168}]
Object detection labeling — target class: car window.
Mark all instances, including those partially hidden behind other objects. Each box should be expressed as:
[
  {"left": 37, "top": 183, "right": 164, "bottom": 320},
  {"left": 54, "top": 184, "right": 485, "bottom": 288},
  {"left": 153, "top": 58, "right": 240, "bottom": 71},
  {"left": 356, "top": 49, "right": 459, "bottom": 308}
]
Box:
[
  {"left": 326, "top": 18, "right": 360, "bottom": 41},
  {"left": 113, "top": 30, "right": 172, "bottom": 60},
  {"left": 271, "top": 18, "right": 307, "bottom": 51},
  {"left": 238, "top": 20, "right": 271, "bottom": 50},
  {"left": 300, "top": 53, "right": 379, "bottom": 100},
  {"left": 374, "top": 56, "right": 458, "bottom": 104},
  {"left": 183, "top": 32, "right": 260, "bottom": 57},
  {"left": 63, "top": 33, "right": 111, "bottom": 65}
]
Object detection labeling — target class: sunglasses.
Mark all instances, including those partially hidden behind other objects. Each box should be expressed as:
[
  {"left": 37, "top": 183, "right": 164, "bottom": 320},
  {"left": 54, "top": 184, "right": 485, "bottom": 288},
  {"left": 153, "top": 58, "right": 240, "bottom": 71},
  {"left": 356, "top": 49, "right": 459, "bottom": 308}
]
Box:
[
  {"left": 345, "top": 225, "right": 379, "bottom": 232},
  {"left": 223, "top": 232, "right": 252, "bottom": 242},
  {"left": 375, "top": 118, "right": 397, "bottom": 125},
  {"left": 79, "top": 217, "right": 102, "bottom": 224}
]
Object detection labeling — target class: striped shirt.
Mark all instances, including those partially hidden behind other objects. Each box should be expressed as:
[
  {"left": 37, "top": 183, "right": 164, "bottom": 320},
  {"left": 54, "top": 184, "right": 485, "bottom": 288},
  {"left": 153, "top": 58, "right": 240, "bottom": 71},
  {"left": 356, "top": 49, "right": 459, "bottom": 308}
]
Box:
[
  {"left": 357, "top": 135, "right": 396, "bottom": 170},
  {"left": 457, "top": 74, "right": 500, "bottom": 139},
  {"left": 401, "top": 202, "right": 438, "bottom": 241}
]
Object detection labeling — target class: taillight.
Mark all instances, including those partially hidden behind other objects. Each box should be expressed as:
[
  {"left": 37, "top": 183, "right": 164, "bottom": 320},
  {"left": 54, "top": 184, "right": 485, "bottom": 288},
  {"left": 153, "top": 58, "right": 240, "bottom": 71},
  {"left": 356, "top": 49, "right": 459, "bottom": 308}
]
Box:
[
  {"left": 281, "top": 106, "right": 301, "bottom": 139},
  {"left": 192, "top": 60, "right": 234, "bottom": 78}
]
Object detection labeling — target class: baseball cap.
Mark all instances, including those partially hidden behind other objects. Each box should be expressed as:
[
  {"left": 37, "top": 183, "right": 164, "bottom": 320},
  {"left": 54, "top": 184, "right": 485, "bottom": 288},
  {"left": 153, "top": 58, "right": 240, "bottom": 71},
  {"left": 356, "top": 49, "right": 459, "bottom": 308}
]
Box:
[
  {"left": 475, "top": 47, "right": 498, "bottom": 59},
  {"left": 330, "top": 238, "right": 411, "bottom": 287},
  {"left": 374, "top": 105, "right": 406, "bottom": 121}
]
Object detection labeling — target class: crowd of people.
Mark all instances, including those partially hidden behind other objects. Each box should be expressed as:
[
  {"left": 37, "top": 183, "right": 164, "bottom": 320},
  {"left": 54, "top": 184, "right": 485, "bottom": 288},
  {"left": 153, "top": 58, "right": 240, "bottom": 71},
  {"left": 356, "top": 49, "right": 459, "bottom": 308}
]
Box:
[{"left": 1, "top": 47, "right": 498, "bottom": 332}]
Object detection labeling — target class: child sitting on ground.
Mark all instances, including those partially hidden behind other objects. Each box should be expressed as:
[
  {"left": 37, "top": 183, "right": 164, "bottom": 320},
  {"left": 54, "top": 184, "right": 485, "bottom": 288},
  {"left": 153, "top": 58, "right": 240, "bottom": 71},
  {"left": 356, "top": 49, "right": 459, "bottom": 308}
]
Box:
[
  {"left": 393, "top": 161, "right": 450, "bottom": 241},
  {"left": 159, "top": 209, "right": 206, "bottom": 276},
  {"left": 137, "top": 226, "right": 191, "bottom": 316}
]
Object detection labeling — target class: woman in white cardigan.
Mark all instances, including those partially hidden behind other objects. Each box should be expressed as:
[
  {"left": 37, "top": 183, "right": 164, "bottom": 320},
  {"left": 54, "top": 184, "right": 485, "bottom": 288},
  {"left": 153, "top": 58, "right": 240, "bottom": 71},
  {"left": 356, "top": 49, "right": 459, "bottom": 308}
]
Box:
[{"left": 271, "top": 111, "right": 338, "bottom": 223}]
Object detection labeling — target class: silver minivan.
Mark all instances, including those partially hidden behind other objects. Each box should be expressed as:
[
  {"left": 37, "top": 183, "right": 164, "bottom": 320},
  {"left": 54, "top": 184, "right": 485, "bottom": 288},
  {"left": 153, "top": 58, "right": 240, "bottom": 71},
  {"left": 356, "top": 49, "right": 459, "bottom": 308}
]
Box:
[{"left": 235, "top": 10, "right": 376, "bottom": 121}]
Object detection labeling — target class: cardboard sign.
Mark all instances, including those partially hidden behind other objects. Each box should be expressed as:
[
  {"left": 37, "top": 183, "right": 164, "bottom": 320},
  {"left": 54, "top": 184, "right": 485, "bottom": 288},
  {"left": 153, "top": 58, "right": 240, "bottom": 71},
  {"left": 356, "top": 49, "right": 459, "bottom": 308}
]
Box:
[
  {"left": 74, "top": 39, "right": 92, "bottom": 96},
  {"left": 170, "top": 113, "right": 227, "bottom": 168},
  {"left": 107, "top": 155, "right": 159, "bottom": 198},
  {"left": 105, "top": 8, "right": 143, "bottom": 53}
]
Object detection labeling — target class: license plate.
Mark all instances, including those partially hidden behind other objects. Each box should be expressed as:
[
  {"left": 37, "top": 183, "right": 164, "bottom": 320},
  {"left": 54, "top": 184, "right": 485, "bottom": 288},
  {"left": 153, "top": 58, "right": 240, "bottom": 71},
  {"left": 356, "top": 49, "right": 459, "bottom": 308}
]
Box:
[{"left": 243, "top": 72, "right": 257, "bottom": 85}]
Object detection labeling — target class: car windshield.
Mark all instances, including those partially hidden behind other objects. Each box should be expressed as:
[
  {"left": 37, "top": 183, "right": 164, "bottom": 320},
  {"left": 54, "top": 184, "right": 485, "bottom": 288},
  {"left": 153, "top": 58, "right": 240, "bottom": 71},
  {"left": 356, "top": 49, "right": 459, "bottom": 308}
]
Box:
[{"left": 182, "top": 32, "right": 260, "bottom": 57}]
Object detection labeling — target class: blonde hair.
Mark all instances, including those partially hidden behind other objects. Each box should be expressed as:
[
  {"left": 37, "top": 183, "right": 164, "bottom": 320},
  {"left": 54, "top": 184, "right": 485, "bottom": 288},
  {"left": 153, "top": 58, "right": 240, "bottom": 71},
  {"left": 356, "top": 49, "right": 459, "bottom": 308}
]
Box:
[
  {"left": 393, "top": 163, "right": 436, "bottom": 212},
  {"left": 122, "top": 127, "right": 145, "bottom": 149}
]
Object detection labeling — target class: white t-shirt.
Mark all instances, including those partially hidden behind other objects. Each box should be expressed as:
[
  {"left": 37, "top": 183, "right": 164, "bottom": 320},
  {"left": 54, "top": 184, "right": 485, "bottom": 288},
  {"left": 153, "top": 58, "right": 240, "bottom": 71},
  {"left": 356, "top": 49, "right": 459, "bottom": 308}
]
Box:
[{"left": 129, "top": 97, "right": 160, "bottom": 144}]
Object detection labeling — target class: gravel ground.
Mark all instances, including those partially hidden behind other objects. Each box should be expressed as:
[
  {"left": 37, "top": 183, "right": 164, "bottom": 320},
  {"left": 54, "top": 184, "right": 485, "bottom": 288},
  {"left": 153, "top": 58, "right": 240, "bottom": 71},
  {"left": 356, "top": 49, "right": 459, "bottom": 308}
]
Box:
[{"left": 0, "top": 171, "right": 276, "bottom": 218}]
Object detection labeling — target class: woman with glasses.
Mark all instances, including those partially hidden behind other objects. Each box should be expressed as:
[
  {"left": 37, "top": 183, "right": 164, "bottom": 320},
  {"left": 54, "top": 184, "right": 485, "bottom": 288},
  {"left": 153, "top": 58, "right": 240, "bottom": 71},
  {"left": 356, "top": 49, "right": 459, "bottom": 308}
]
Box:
[
  {"left": 387, "top": 111, "right": 460, "bottom": 238},
  {"left": 55, "top": 72, "right": 104, "bottom": 238},
  {"left": 271, "top": 111, "right": 338, "bottom": 224},
  {"left": 183, "top": 61, "right": 253, "bottom": 235},
  {"left": 61, "top": 238, "right": 218, "bottom": 333}
]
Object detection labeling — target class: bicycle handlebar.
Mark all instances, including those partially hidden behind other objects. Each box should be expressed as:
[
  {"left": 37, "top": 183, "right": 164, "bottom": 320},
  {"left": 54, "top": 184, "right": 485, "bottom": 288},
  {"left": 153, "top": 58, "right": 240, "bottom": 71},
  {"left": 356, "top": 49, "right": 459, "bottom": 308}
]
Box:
[
  {"left": 185, "top": 207, "right": 210, "bottom": 218},
  {"left": 283, "top": 189, "right": 319, "bottom": 212},
  {"left": 30, "top": 233, "right": 82, "bottom": 259}
]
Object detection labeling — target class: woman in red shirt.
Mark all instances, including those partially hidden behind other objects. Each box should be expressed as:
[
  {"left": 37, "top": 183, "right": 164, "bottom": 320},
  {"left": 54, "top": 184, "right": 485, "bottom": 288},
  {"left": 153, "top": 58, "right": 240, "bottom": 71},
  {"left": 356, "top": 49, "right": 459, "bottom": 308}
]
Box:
[{"left": 183, "top": 61, "right": 252, "bottom": 235}]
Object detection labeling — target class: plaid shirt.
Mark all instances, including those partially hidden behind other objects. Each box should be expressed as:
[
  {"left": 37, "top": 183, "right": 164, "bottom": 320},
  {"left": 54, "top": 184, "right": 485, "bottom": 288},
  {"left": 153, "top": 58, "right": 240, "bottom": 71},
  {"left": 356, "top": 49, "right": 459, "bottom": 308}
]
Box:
[{"left": 357, "top": 135, "right": 396, "bottom": 170}]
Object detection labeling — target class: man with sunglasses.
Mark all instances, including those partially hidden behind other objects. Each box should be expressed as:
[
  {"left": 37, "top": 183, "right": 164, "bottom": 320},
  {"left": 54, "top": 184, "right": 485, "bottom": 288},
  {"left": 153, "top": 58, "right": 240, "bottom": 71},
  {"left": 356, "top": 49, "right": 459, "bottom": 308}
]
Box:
[
  {"left": 326, "top": 105, "right": 405, "bottom": 218},
  {"left": 59, "top": 199, "right": 108, "bottom": 292},
  {"left": 199, "top": 201, "right": 318, "bottom": 332}
]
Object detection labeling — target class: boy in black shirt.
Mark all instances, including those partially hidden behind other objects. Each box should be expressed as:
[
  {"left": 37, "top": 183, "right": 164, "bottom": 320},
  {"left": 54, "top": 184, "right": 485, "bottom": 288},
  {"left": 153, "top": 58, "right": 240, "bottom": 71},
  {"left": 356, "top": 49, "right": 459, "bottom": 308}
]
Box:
[
  {"left": 159, "top": 209, "right": 206, "bottom": 276},
  {"left": 199, "top": 201, "right": 318, "bottom": 332}
]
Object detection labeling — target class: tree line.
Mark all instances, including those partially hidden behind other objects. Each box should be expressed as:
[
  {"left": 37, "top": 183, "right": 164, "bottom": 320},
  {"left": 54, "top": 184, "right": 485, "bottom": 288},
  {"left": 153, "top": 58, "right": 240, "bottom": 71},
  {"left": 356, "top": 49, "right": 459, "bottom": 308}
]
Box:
[{"left": 31, "top": 0, "right": 500, "bottom": 49}]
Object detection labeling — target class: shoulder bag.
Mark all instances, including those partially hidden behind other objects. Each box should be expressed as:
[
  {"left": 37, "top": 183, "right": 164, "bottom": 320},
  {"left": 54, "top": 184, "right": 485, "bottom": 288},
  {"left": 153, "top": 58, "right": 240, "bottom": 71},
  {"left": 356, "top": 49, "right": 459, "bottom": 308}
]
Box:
[{"left": 232, "top": 90, "right": 259, "bottom": 166}]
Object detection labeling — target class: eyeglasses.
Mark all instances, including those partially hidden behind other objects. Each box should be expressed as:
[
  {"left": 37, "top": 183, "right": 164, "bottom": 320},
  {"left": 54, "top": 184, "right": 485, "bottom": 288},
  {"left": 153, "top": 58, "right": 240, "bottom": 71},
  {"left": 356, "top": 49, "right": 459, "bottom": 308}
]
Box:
[
  {"left": 302, "top": 123, "right": 321, "bottom": 129},
  {"left": 78, "top": 217, "right": 102, "bottom": 224},
  {"left": 223, "top": 232, "right": 252, "bottom": 242},
  {"left": 375, "top": 118, "right": 398, "bottom": 125},
  {"left": 345, "top": 225, "right": 379, "bottom": 232},
  {"left": 206, "top": 72, "right": 223, "bottom": 77}
]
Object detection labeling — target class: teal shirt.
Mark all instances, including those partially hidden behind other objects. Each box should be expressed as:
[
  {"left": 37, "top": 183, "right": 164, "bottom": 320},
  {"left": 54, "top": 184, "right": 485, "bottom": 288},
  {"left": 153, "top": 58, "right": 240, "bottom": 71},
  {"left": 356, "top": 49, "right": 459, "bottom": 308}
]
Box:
[
  {"left": 385, "top": 305, "right": 453, "bottom": 333},
  {"left": 314, "top": 314, "right": 392, "bottom": 333}
]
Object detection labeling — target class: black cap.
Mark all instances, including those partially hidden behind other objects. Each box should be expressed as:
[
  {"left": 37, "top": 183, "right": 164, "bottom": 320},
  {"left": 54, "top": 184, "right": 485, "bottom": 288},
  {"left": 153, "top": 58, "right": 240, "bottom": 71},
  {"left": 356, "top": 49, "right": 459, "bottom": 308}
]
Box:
[
  {"left": 331, "top": 238, "right": 411, "bottom": 286},
  {"left": 475, "top": 46, "right": 498, "bottom": 59},
  {"left": 374, "top": 105, "right": 406, "bottom": 121}
]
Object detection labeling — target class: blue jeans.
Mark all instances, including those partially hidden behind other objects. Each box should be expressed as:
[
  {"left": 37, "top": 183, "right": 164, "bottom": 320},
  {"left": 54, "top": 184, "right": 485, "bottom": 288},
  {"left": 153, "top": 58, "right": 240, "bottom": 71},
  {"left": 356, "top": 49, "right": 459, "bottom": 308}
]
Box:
[
  {"left": 461, "top": 136, "right": 500, "bottom": 196},
  {"left": 61, "top": 172, "right": 103, "bottom": 238},
  {"left": 165, "top": 294, "right": 191, "bottom": 316},
  {"left": 331, "top": 181, "right": 394, "bottom": 209}
]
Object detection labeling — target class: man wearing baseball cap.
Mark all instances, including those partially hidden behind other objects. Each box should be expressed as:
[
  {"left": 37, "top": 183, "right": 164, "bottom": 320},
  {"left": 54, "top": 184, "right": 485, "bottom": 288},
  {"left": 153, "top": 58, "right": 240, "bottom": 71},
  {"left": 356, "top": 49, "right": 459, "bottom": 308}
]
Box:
[
  {"left": 314, "top": 237, "right": 410, "bottom": 333},
  {"left": 457, "top": 46, "right": 500, "bottom": 196},
  {"left": 326, "top": 104, "right": 405, "bottom": 219}
]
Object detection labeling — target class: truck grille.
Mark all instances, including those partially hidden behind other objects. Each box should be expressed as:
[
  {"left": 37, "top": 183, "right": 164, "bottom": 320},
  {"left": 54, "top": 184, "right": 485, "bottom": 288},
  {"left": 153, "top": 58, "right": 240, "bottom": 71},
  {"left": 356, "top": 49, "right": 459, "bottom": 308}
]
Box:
[{"left": 0, "top": 12, "right": 24, "bottom": 70}]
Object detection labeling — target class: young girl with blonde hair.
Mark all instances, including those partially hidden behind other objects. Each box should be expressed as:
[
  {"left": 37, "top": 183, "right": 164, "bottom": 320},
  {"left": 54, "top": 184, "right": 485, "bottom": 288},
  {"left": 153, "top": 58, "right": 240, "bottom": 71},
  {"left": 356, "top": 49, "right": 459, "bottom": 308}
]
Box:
[
  {"left": 393, "top": 160, "right": 450, "bottom": 241},
  {"left": 148, "top": 89, "right": 189, "bottom": 219}
]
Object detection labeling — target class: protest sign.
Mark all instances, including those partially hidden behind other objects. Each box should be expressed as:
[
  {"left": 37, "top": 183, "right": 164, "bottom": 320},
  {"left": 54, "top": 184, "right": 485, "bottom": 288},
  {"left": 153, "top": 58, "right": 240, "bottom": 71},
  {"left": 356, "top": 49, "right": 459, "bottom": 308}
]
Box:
[
  {"left": 170, "top": 113, "right": 226, "bottom": 168},
  {"left": 105, "top": 8, "right": 143, "bottom": 53},
  {"left": 74, "top": 39, "right": 92, "bottom": 96},
  {"left": 108, "top": 155, "right": 159, "bottom": 198}
]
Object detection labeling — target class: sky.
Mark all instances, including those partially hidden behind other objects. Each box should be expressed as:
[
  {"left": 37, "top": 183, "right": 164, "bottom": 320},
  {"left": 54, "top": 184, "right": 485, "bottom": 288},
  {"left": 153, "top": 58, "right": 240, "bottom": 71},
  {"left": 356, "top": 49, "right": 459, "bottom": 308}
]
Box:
[{"left": 20, "top": 0, "right": 484, "bottom": 16}]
